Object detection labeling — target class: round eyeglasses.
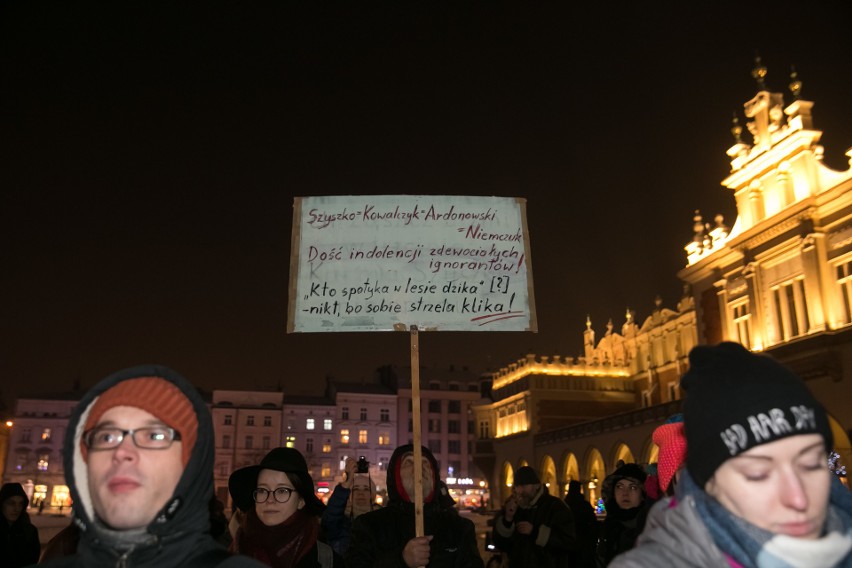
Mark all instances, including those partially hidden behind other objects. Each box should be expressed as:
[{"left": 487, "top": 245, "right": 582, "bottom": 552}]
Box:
[
  {"left": 253, "top": 487, "right": 295, "bottom": 504},
  {"left": 83, "top": 426, "right": 181, "bottom": 450}
]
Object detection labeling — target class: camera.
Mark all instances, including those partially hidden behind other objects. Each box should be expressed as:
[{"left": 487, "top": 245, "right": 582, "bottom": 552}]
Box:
[{"left": 356, "top": 456, "right": 370, "bottom": 473}]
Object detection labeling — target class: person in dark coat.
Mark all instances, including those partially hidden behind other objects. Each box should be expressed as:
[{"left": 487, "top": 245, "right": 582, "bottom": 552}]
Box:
[
  {"left": 595, "top": 463, "right": 653, "bottom": 566},
  {"left": 229, "top": 447, "right": 344, "bottom": 568},
  {"left": 346, "top": 444, "right": 484, "bottom": 568},
  {"left": 564, "top": 480, "right": 598, "bottom": 568},
  {"left": 38, "top": 365, "right": 265, "bottom": 568},
  {"left": 0, "top": 482, "right": 40, "bottom": 567},
  {"left": 492, "top": 466, "right": 576, "bottom": 568},
  {"left": 321, "top": 456, "right": 376, "bottom": 556}
]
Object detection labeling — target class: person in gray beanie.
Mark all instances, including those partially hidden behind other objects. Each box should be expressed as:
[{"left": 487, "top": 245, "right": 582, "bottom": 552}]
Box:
[{"left": 612, "top": 342, "right": 852, "bottom": 568}]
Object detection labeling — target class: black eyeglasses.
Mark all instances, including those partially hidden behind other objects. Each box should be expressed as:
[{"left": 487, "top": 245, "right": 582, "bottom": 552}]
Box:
[
  {"left": 83, "top": 426, "right": 181, "bottom": 450},
  {"left": 253, "top": 487, "right": 295, "bottom": 504}
]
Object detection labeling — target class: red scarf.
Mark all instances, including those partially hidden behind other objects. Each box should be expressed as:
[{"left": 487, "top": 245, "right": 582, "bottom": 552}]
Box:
[{"left": 237, "top": 508, "right": 319, "bottom": 568}]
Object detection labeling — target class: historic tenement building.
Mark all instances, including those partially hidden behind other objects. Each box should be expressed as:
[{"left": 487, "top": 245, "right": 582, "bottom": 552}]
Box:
[{"left": 476, "top": 65, "right": 852, "bottom": 505}]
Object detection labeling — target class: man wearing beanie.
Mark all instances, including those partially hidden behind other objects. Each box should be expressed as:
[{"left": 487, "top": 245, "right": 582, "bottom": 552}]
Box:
[
  {"left": 40, "top": 365, "right": 265, "bottom": 568},
  {"left": 612, "top": 342, "right": 852, "bottom": 568},
  {"left": 493, "top": 465, "right": 576, "bottom": 568},
  {"left": 346, "top": 444, "right": 483, "bottom": 568}
]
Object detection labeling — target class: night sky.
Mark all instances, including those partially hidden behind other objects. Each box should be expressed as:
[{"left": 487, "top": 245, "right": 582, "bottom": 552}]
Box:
[{"left": 3, "top": 3, "right": 852, "bottom": 408}]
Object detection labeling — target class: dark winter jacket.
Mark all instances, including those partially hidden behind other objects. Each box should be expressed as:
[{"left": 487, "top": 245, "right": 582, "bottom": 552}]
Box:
[
  {"left": 0, "top": 485, "right": 40, "bottom": 568},
  {"left": 320, "top": 484, "right": 352, "bottom": 556},
  {"left": 37, "top": 365, "right": 266, "bottom": 568},
  {"left": 345, "top": 444, "right": 483, "bottom": 568},
  {"left": 493, "top": 485, "right": 576, "bottom": 568},
  {"left": 565, "top": 485, "right": 599, "bottom": 568}
]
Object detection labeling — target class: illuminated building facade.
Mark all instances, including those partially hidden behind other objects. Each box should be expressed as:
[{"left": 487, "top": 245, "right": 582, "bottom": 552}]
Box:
[{"left": 476, "top": 66, "right": 852, "bottom": 505}]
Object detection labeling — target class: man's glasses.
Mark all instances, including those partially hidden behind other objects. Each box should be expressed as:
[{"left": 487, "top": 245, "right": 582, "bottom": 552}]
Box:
[
  {"left": 253, "top": 487, "right": 295, "bottom": 504},
  {"left": 83, "top": 426, "right": 181, "bottom": 450}
]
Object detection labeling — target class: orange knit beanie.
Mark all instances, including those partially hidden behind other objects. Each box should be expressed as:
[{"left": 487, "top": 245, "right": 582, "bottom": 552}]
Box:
[{"left": 82, "top": 377, "right": 198, "bottom": 467}]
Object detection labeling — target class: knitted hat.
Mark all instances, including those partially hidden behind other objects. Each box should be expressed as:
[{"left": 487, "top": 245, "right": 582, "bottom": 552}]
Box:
[
  {"left": 514, "top": 466, "right": 540, "bottom": 486},
  {"left": 228, "top": 447, "right": 324, "bottom": 515},
  {"left": 82, "top": 377, "right": 198, "bottom": 467},
  {"left": 652, "top": 415, "right": 687, "bottom": 493},
  {"left": 681, "top": 342, "right": 833, "bottom": 488}
]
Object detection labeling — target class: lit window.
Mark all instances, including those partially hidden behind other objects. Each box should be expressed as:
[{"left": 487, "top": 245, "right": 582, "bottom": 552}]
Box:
[
  {"left": 286, "top": 436, "right": 296, "bottom": 448},
  {"left": 321, "top": 463, "right": 332, "bottom": 478},
  {"left": 358, "top": 430, "right": 368, "bottom": 444},
  {"left": 306, "top": 418, "right": 315, "bottom": 430},
  {"left": 378, "top": 431, "right": 390, "bottom": 445},
  {"left": 41, "top": 428, "right": 52, "bottom": 442},
  {"left": 37, "top": 453, "right": 49, "bottom": 472},
  {"left": 340, "top": 429, "right": 350, "bottom": 444},
  {"left": 322, "top": 441, "right": 332, "bottom": 453},
  {"left": 324, "top": 419, "right": 333, "bottom": 431}
]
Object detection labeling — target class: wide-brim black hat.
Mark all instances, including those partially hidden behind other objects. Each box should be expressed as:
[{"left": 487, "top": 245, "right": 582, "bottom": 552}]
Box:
[{"left": 228, "top": 447, "right": 324, "bottom": 514}]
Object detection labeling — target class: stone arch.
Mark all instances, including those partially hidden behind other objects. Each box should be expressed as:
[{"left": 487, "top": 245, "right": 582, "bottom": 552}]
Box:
[
  {"left": 643, "top": 435, "right": 659, "bottom": 466},
  {"left": 539, "top": 454, "right": 558, "bottom": 496},
  {"left": 500, "top": 461, "right": 515, "bottom": 504},
  {"left": 583, "top": 447, "right": 606, "bottom": 506},
  {"left": 611, "top": 441, "right": 635, "bottom": 469},
  {"left": 517, "top": 457, "right": 529, "bottom": 468},
  {"left": 560, "top": 452, "right": 580, "bottom": 497}
]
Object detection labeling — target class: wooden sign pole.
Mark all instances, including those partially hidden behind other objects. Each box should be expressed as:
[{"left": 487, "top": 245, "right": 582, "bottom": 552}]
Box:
[{"left": 410, "top": 325, "right": 425, "bottom": 539}]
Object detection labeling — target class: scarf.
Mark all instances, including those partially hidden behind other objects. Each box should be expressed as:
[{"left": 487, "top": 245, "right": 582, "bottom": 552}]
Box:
[
  {"left": 238, "top": 508, "right": 319, "bottom": 568},
  {"left": 681, "top": 469, "right": 852, "bottom": 568}
]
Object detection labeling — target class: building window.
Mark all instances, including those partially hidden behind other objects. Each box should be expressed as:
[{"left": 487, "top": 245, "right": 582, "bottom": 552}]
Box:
[
  {"left": 448, "top": 440, "right": 461, "bottom": 454},
  {"left": 429, "top": 381, "right": 440, "bottom": 390},
  {"left": 245, "top": 435, "right": 254, "bottom": 449},
  {"left": 358, "top": 430, "right": 368, "bottom": 444},
  {"left": 380, "top": 408, "right": 390, "bottom": 422},
  {"left": 323, "top": 440, "right": 332, "bottom": 453},
  {"left": 341, "top": 429, "right": 350, "bottom": 444},
  {"left": 378, "top": 431, "right": 390, "bottom": 445},
  {"left": 428, "top": 419, "right": 441, "bottom": 433},
  {"left": 246, "top": 415, "right": 255, "bottom": 426},
  {"left": 447, "top": 420, "right": 460, "bottom": 434},
  {"left": 428, "top": 439, "right": 441, "bottom": 454},
  {"left": 321, "top": 463, "right": 332, "bottom": 478},
  {"left": 224, "top": 414, "right": 233, "bottom": 426},
  {"left": 20, "top": 429, "right": 31, "bottom": 443},
  {"left": 324, "top": 418, "right": 333, "bottom": 431},
  {"left": 772, "top": 278, "right": 809, "bottom": 341},
  {"left": 263, "top": 416, "right": 272, "bottom": 427},
  {"left": 286, "top": 436, "right": 296, "bottom": 448},
  {"left": 306, "top": 418, "right": 315, "bottom": 430},
  {"left": 448, "top": 401, "right": 461, "bottom": 414},
  {"left": 223, "top": 435, "right": 231, "bottom": 449},
  {"left": 14, "top": 451, "right": 27, "bottom": 471},
  {"left": 448, "top": 382, "right": 459, "bottom": 391},
  {"left": 37, "top": 453, "right": 49, "bottom": 472},
  {"left": 642, "top": 391, "right": 652, "bottom": 408},
  {"left": 731, "top": 300, "right": 752, "bottom": 349},
  {"left": 41, "top": 428, "right": 52, "bottom": 442},
  {"left": 218, "top": 463, "right": 228, "bottom": 476},
  {"left": 428, "top": 400, "right": 441, "bottom": 413},
  {"left": 342, "top": 407, "right": 349, "bottom": 420},
  {"left": 668, "top": 382, "right": 679, "bottom": 401},
  {"left": 360, "top": 408, "right": 367, "bottom": 421},
  {"left": 479, "top": 421, "right": 490, "bottom": 439},
  {"left": 262, "top": 436, "right": 271, "bottom": 450},
  {"left": 468, "top": 384, "right": 479, "bottom": 392},
  {"left": 836, "top": 260, "right": 852, "bottom": 323},
  {"left": 306, "top": 438, "right": 314, "bottom": 453}
]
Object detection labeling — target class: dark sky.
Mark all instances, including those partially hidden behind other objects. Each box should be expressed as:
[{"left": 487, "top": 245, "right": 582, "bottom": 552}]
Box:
[{"left": 3, "top": 3, "right": 852, "bottom": 407}]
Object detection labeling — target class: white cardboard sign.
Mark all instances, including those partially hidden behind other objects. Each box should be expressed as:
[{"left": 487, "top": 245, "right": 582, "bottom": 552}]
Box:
[{"left": 287, "top": 195, "right": 537, "bottom": 333}]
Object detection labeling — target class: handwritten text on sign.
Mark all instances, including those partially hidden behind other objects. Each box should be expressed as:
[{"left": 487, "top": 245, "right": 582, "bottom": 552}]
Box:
[{"left": 287, "top": 195, "right": 536, "bottom": 332}]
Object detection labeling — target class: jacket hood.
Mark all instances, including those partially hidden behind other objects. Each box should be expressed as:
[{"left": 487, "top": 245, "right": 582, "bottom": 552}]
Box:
[
  {"left": 64, "top": 365, "right": 215, "bottom": 548},
  {"left": 386, "top": 444, "right": 439, "bottom": 506}
]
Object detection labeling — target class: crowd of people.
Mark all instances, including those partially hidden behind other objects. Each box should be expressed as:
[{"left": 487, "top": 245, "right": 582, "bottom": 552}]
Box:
[{"left": 1, "top": 342, "right": 851, "bottom": 566}]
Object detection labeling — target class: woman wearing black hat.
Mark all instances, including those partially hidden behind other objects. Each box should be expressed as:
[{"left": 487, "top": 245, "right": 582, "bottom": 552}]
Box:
[
  {"left": 0, "top": 482, "right": 40, "bottom": 567},
  {"left": 611, "top": 342, "right": 852, "bottom": 567},
  {"left": 596, "top": 463, "right": 653, "bottom": 566},
  {"left": 228, "top": 448, "right": 344, "bottom": 568}
]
